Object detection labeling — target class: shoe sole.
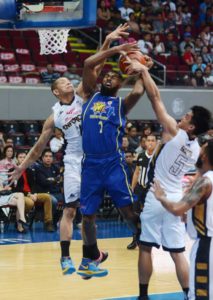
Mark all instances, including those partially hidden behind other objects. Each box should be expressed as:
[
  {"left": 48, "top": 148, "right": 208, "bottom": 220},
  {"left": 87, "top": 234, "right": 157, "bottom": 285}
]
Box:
[
  {"left": 81, "top": 252, "right": 109, "bottom": 280},
  {"left": 77, "top": 269, "right": 108, "bottom": 278}
]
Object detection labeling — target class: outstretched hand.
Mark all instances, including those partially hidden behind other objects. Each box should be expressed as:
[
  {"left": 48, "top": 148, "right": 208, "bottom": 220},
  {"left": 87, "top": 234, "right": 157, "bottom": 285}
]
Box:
[
  {"left": 106, "top": 23, "right": 130, "bottom": 42},
  {"left": 8, "top": 165, "right": 24, "bottom": 184}
]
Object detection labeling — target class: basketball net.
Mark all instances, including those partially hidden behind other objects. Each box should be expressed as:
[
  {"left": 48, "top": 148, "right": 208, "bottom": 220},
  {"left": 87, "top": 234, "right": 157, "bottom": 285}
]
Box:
[{"left": 38, "top": 29, "right": 70, "bottom": 55}]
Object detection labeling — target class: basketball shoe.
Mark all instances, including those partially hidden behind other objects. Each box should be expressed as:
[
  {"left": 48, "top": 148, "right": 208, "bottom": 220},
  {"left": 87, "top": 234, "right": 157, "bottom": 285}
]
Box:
[
  {"left": 60, "top": 257, "right": 76, "bottom": 275},
  {"left": 77, "top": 252, "right": 108, "bottom": 278}
]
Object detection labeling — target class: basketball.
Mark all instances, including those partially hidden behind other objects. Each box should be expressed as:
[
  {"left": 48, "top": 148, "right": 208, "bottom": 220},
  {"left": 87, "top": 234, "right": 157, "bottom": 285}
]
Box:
[{"left": 119, "top": 51, "right": 147, "bottom": 74}]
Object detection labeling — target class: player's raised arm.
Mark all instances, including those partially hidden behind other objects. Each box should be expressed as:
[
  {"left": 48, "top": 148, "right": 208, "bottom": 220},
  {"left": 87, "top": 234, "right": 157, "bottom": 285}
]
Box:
[
  {"left": 9, "top": 114, "right": 55, "bottom": 182},
  {"left": 76, "top": 23, "right": 130, "bottom": 99},
  {"left": 153, "top": 177, "right": 212, "bottom": 216},
  {"left": 141, "top": 65, "right": 178, "bottom": 136},
  {"left": 82, "top": 42, "right": 139, "bottom": 97}
]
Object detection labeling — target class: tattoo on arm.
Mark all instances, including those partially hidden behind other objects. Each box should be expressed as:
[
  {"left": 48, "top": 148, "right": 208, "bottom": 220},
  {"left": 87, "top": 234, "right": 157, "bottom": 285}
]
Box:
[{"left": 181, "top": 176, "right": 212, "bottom": 208}]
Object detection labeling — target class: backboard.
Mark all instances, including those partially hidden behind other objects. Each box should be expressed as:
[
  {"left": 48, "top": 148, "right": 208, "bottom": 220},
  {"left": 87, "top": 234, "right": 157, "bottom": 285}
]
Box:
[{"left": 0, "top": 0, "right": 97, "bottom": 29}]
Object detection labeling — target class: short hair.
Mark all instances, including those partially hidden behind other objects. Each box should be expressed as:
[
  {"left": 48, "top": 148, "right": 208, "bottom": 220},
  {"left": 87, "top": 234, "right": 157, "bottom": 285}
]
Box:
[
  {"left": 51, "top": 78, "right": 60, "bottom": 93},
  {"left": 104, "top": 70, "right": 123, "bottom": 81},
  {"left": 16, "top": 151, "right": 27, "bottom": 158},
  {"left": 41, "top": 149, "right": 53, "bottom": 158},
  {"left": 205, "top": 139, "right": 213, "bottom": 166},
  {"left": 191, "top": 106, "right": 212, "bottom": 136}
]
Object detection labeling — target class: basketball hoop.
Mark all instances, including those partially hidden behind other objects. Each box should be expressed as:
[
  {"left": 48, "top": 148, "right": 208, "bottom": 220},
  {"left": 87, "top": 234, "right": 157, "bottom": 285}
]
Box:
[{"left": 38, "top": 28, "right": 70, "bottom": 55}]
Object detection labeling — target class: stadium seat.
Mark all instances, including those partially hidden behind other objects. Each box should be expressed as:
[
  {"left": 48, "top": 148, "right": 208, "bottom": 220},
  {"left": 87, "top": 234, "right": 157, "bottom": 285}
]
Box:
[
  {"left": 21, "top": 121, "right": 40, "bottom": 134},
  {"left": 0, "top": 37, "right": 12, "bottom": 50},
  {"left": 8, "top": 75, "right": 24, "bottom": 84},
  {"left": 25, "top": 75, "right": 41, "bottom": 85},
  {"left": 2, "top": 121, "right": 20, "bottom": 134},
  {"left": 167, "top": 55, "right": 181, "bottom": 66},
  {"left": 177, "top": 65, "right": 190, "bottom": 77},
  {"left": 27, "top": 133, "right": 40, "bottom": 146},
  {"left": 16, "top": 49, "right": 32, "bottom": 64},
  {"left": 166, "top": 65, "right": 177, "bottom": 85},
  {"left": 0, "top": 51, "right": 16, "bottom": 63},
  {"left": 12, "top": 37, "right": 27, "bottom": 49},
  {"left": 53, "top": 64, "right": 68, "bottom": 73},
  {"left": 46, "top": 54, "right": 63, "bottom": 64},
  {"left": 63, "top": 52, "right": 77, "bottom": 65},
  {"left": 4, "top": 64, "right": 20, "bottom": 73},
  {"left": 9, "top": 132, "right": 25, "bottom": 147},
  {"left": 0, "top": 76, "right": 7, "bottom": 83}
]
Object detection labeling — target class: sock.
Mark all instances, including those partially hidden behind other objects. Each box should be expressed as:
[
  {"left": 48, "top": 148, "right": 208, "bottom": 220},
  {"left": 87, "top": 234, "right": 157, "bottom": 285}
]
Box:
[
  {"left": 139, "top": 284, "right": 148, "bottom": 297},
  {"left": 60, "top": 241, "right": 70, "bottom": 257},
  {"left": 182, "top": 287, "right": 189, "bottom": 298},
  {"left": 83, "top": 243, "right": 100, "bottom": 260}
]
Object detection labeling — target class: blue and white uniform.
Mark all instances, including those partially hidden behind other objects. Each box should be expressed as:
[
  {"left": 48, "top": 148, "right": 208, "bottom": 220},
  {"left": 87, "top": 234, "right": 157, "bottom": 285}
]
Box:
[{"left": 81, "top": 92, "right": 135, "bottom": 215}]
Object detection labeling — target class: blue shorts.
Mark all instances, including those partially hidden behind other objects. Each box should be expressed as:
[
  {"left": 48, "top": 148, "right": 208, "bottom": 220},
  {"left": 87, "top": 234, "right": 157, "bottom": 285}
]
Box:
[{"left": 80, "top": 153, "right": 135, "bottom": 215}]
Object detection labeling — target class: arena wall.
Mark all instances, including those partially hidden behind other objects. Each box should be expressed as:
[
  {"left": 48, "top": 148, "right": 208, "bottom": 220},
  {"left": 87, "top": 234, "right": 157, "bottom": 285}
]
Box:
[{"left": 0, "top": 85, "right": 212, "bottom": 120}]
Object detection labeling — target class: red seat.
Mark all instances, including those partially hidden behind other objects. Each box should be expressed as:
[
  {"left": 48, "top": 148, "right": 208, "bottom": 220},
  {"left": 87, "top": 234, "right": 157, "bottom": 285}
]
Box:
[
  {"left": 12, "top": 37, "right": 27, "bottom": 49},
  {"left": 8, "top": 31, "right": 23, "bottom": 38},
  {"left": 46, "top": 54, "right": 63, "bottom": 64},
  {"left": 0, "top": 76, "right": 7, "bottom": 84},
  {"left": 21, "top": 64, "right": 36, "bottom": 72},
  {"left": 8, "top": 75, "right": 24, "bottom": 84},
  {"left": 25, "top": 75, "right": 41, "bottom": 85},
  {"left": 26, "top": 38, "right": 40, "bottom": 52},
  {"left": 4, "top": 64, "right": 20, "bottom": 73},
  {"left": 32, "top": 52, "right": 48, "bottom": 65},
  {"left": 155, "top": 55, "right": 167, "bottom": 65},
  {"left": 0, "top": 37, "right": 12, "bottom": 49},
  {"left": 177, "top": 65, "right": 190, "bottom": 77},
  {"left": 53, "top": 64, "right": 68, "bottom": 74},
  {"left": 22, "top": 30, "right": 38, "bottom": 39},
  {"left": 0, "top": 51, "right": 16, "bottom": 63},
  {"left": 166, "top": 65, "right": 177, "bottom": 84},
  {"left": 16, "top": 49, "right": 32, "bottom": 64},
  {"left": 167, "top": 55, "right": 181, "bottom": 66},
  {"left": 63, "top": 52, "right": 77, "bottom": 65}
]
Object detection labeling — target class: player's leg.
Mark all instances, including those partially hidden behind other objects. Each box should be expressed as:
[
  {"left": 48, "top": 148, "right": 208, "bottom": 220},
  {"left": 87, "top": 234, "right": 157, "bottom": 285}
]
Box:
[
  {"left": 138, "top": 244, "right": 153, "bottom": 300},
  {"left": 77, "top": 157, "right": 108, "bottom": 278},
  {"left": 162, "top": 210, "right": 189, "bottom": 299},
  {"left": 60, "top": 156, "right": 80, "bottom": 275},
  {"left": 36, "top": 193, "right": 55, "bottom": 232},
  {"left": 9, "top": 193, "right": 28, "bottom": 232}
]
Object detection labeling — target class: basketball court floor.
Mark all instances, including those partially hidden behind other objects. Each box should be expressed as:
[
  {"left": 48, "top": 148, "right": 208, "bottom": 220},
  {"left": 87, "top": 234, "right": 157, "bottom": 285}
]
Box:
[{"left": 0, "top": 220, "right": 192, "bottom": 300}]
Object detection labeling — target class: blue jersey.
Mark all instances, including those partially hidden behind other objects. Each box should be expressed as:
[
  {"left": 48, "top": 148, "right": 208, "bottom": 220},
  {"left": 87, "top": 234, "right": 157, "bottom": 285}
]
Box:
[{"left": 82, "top": 92, "right": 126, "bottom": 156}]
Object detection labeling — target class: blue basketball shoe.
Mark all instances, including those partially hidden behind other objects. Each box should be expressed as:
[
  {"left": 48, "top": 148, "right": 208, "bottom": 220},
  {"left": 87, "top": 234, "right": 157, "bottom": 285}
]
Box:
[
  {"left": 77, "top": 254, "right": 108, "bottom": 278},
  {"left": 60, "top": 257, "right": 76, "bottom": 275}
]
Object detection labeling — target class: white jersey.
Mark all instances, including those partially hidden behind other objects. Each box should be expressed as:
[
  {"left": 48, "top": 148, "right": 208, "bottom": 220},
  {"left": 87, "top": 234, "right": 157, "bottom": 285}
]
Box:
[
  {"left": 187, "top": 170, "right": 213, "bottom": 239},
  {"left": 154, "top": 129, "right": 200, "bottom": 194},
  {"left": 52, "top": 94, "right": 83, "bottom": 155}
]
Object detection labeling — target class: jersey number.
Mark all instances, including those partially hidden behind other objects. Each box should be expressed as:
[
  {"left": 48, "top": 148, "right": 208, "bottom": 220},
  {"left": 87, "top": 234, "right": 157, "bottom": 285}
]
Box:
[
  {"left": 98, "top": 120, "right": 103, "bottom": 134},
  {"left": 169, "top": 154, "right": 188, "bottom": 176}
]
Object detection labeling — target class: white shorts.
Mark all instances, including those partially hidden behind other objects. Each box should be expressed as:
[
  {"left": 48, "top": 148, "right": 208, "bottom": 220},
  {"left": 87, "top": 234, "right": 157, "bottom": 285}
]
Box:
[
  {"left": 140, "top": 190, "right": 186, "bottom": 251},
  {"left": 0, "top": 194, "right": 14, "bottom": 206},
  {"left": 63, "top": 153, "right": 82, "bottom": 204},
  {"left": 189, "top": 237, "right": 213, "bottom": 300}
]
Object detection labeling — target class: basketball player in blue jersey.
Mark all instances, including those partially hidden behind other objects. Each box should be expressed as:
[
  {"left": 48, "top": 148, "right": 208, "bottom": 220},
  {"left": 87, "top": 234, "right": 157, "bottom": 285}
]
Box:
[
  {"left": 125, "top": 61, "right": 211, "bottom": 300},
  {"left": 9, "top": 24, "right": 134, "bottom": 276},
  {"left": 76, "top": 44, "right": 153, "bottom": 278},
  {"left": 153, "top": 139, "right": 213, "bottom": 300}
]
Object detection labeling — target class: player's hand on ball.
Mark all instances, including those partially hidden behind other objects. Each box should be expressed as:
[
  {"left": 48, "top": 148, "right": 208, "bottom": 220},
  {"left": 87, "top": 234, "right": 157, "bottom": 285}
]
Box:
[
  {"left": 126, "top": 59, "right": 148, "bottom": 75},
  {"left": 117, "top": 42, "right": 139, "bottom": 56},
  {"left": 143, "top": 55, "right": 154, "bottom": 69},
  {"left": 107, "top": 23, "right": 130, "bottom": 41}
]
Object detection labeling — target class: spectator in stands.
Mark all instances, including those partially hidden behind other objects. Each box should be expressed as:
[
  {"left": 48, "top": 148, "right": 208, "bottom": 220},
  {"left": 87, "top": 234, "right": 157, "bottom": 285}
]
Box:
[
  {"left": 0, "top": 186, "right": 28, "bottom": 233},
  {"left": 40, "top": 64, "right": 60, "bottom": 84},
  {"left": 125, "top": 151, "right": 136, "bottom": 182},
  {"left": 198, "top": 0, "right": 212, "bottom": 27},
  {"left": 111, "top": 9, "right": 126, "bottom": 27},
  {"left": 127, "top": 125, "right": 140, "bottom": 152},
  {"left": 108, "top": 0, "right": 118, "bottom": 17},
  {"left": 133, "top": 1, "right": 142, "bottom": 20},
  {"left": 175, "top": 5, "right": 183, "bottom": 26},
  {"left": 0, "top": 145, "right": 16, "bottom": 172},
  {"left": 179, "top": 32, "right": 194, "bottom": 55},
  {"left": 128, "top": 12, "right": 140, "bottom": 34},
  {"left": 4, "top": 138, "right": 14, "bottom": 147},
  {"left": 203, "top": 65, "right": 213, "bottom": 87},
  {"left": 194, "top": 37, "right": 204, "bottom": 55},
  {"left": 13, "top": 151, "right": 55, "bottom": 232},
  {"left": 142, "top": 124, "right": 153, "bottom": 138},
  {"left": 97, "top": 0, "right": 111, "bottom": 22},
  {"left": 199, "top": 25, "right": 211, "bottom": 47},
  {"left": 150, "top": 0, "right": 161, "bottom": 14},
  {"left": 63, "top": 64, "right": 82, "bottom": 87},
  {"left": 49, "top": 128, "right": 64, "bottom": 154},
  {"left": 201, "top": 45, "right": 213, "bottom": 64},
  {"left": 191, "top": 68, "right": 205, "bottom": 87},
  {"left": 182, "top": 5, "right": 192, "bottom": 25},
  {"left": 152, "top": 12, "right": 164, "bottom": 33},
  {"left": 135, "top": 136, "right": 147, "bottom": 154},
  {"left": 35, "top": 149, "right": 63, "bottom": 209},
  {"left": 118, "top": 0, "right": 134, "bottom": 21},
  {"left": 192, "top": 55, "right": 207, "bottom": 74},
  {"left": 0, "top": 133, "right": 5, "bottom": 159},
  {"left": 138, "top": 33, "right": 153, "bottom": 55},
  {"left": 165, "top": 32, "right": 178, "bottom": 52},
  {"left": 139, "top": 13, "right": 153, "bottom": 34},
  {"left": 205, "top": 6, "right": 213, "bottom": 25},
  {"left": 164, "top": 11, "right": 177, "bottom": 34},
  {"left": 162, "top": 0, "right": 176, "bottom": 12},
  {"left": 121, "top": 136, "right": 130, "bottom": 152},
  {"left": 182, "top": 44, "right": 195, "bottom": 66},
  {"left": 153, "top": 34, "right": 165, "bottom": 55}
]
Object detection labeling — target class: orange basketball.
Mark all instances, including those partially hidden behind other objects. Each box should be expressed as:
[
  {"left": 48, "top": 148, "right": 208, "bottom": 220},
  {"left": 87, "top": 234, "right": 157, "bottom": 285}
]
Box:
[{"left": 119, "top": 51, "right": 147, "bottom": 74}]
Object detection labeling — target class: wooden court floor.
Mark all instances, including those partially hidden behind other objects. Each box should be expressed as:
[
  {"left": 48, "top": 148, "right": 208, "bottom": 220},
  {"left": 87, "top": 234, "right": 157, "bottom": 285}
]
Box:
[{"left": 0, "top": 237, "right": 193, "bottom": 300}]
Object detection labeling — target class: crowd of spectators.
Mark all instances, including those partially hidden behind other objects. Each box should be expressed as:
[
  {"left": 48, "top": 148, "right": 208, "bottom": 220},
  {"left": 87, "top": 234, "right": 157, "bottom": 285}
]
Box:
[{"left": 97, "top": 0, "right": 213, "bottom": 86}]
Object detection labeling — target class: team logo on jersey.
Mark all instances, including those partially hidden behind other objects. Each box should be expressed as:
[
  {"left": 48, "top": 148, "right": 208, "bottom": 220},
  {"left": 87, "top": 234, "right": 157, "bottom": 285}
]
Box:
[{"left": 90, "top": 101, "right": 115, "bottom": 120}]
